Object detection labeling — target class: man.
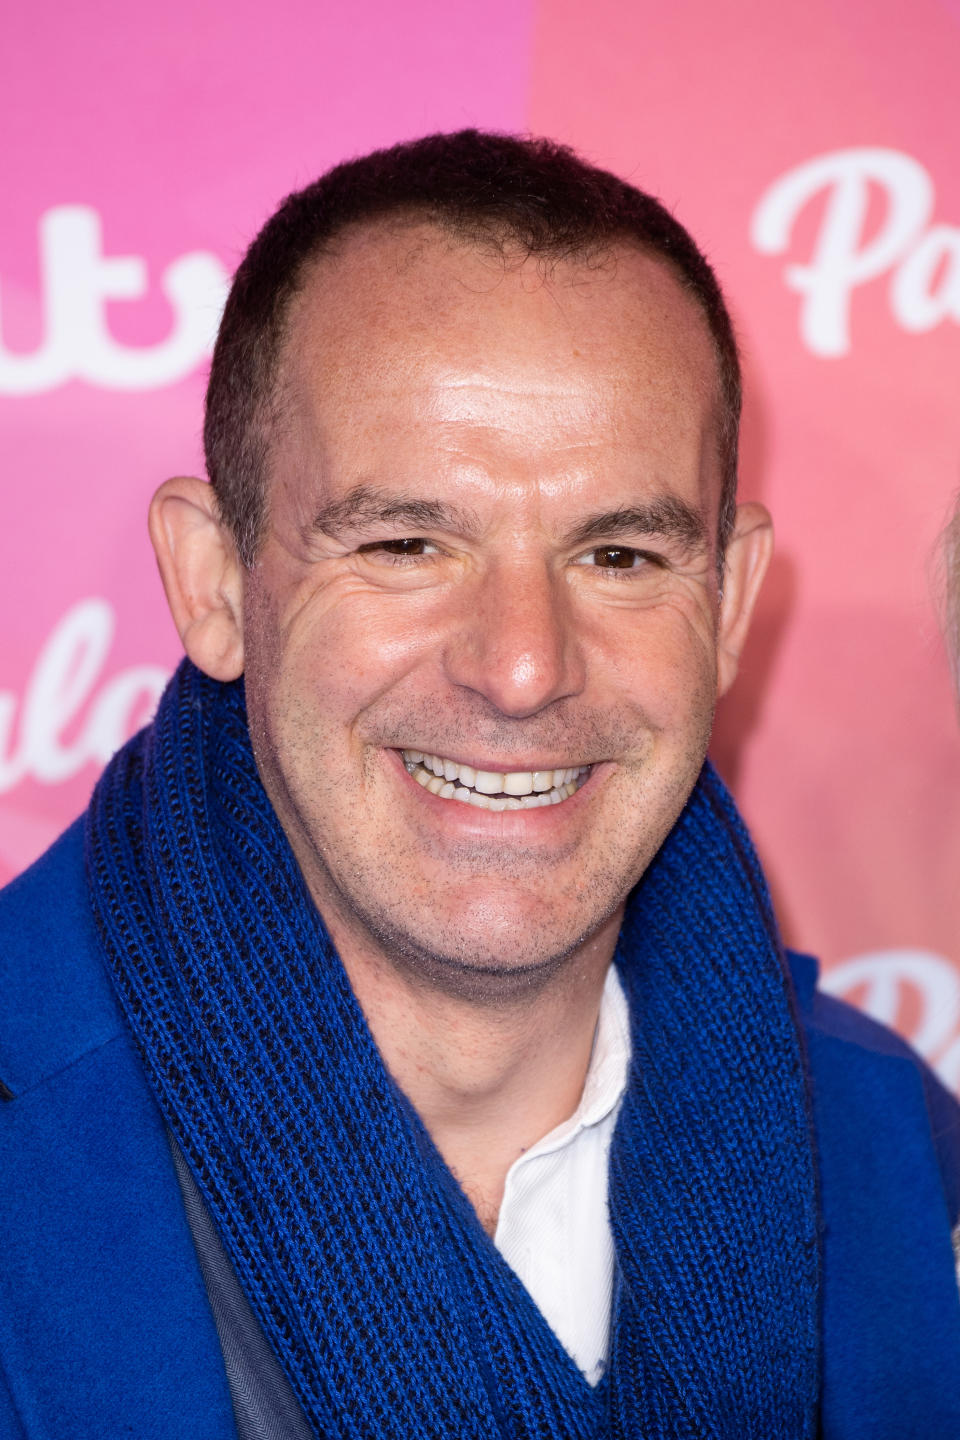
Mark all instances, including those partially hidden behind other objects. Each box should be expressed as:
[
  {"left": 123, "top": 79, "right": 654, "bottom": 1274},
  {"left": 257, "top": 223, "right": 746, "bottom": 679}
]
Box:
[{"left": 1, "top": 131, "right": 958, "bottom": 1439}]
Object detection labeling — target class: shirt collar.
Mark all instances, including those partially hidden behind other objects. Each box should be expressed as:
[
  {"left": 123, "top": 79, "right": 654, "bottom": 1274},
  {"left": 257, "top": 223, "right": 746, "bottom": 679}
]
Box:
[{"left": 515, "top": 964, "right": 631, "bottom": 1164}]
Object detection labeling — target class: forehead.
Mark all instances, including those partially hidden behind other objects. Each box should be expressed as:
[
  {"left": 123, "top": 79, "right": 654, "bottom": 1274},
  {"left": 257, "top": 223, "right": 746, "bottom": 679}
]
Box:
[{"left": 277, "top": 222, "right": 721, "bottom": 497}]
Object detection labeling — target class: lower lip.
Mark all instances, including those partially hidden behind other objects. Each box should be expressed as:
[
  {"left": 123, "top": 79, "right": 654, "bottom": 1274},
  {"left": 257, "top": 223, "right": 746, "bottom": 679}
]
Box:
[{"left": 389, "top": 750, "right": 603, "bottom": 831}]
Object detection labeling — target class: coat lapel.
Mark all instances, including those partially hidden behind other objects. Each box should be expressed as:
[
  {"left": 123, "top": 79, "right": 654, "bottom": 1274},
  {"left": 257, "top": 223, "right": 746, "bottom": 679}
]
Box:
[
  {"left": 0, "top": 824, "right": 236, "bottom": 1439},
  {"left": 792, "top": 953, "right": 960, "bottom": 1437}
]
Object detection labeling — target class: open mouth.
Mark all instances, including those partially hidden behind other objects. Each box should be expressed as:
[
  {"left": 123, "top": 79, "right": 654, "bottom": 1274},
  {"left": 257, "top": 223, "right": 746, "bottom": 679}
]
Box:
[{"left": 401, "top": 749, "right": 592, "bottom": 811}]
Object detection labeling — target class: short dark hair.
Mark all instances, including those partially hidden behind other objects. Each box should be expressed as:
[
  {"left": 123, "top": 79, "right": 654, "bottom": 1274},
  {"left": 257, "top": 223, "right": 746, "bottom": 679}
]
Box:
[{"left": 204, "top": 129, "right": 741, "bottom": 566}]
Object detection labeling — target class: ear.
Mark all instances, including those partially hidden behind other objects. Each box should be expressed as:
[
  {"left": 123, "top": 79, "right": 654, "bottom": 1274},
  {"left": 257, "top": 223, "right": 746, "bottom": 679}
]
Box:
[
  {"left": 715, "top": 501, "right": 774, "bottom": 698},
  {"left": 148, "top": 477, "right": 245, "bottom": 681}
]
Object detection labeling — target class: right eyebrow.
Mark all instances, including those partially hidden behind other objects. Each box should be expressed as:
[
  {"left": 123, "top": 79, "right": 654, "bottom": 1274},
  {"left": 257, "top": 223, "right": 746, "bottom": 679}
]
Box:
[
  {"left": 308, "top": 483, "right": 482, "bottom": 540},
  {"left": 564, "top": 496, "right": 709, "bottom": 552}
]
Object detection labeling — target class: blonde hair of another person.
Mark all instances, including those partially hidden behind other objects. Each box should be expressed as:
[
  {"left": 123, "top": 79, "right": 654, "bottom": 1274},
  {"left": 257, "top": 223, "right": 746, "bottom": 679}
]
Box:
[{"left": 942, "top": 495, "right": 960, "bottom": 689}]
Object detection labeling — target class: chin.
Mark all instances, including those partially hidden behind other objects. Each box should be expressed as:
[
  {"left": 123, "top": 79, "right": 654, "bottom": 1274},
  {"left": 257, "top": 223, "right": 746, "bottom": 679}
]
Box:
[
  {"left": 381, "top": 930, "right": 584, "bottom": 1006},
  {"left": 343, "top": 885, "right": 616, "bottom": 1006}
]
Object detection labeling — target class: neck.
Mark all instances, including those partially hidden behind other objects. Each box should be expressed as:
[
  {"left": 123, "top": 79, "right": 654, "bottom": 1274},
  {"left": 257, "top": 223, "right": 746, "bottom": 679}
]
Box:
[{"left": 322, "top": 910, "right": 621, "bottom": 1234}]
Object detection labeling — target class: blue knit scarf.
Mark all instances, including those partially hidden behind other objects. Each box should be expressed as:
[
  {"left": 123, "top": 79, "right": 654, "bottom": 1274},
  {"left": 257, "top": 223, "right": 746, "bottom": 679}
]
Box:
[{"left": 85, "top": 660, "right": 821, "bottom": 1438}]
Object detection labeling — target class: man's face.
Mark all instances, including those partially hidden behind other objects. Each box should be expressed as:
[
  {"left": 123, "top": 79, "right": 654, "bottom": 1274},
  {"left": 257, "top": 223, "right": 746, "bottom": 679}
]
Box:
[{"left": 241, "top": 225, "right": 729, "bottom": 991}]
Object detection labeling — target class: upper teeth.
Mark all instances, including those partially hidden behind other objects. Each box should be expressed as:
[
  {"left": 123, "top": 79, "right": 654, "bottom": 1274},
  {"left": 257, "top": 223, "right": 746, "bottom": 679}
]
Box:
[{"left": 401, "top": 750, "right": 590, "bottom": 810}]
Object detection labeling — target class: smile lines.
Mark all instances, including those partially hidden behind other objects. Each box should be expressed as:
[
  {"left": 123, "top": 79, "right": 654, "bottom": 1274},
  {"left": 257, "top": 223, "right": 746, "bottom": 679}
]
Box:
[{"left": 401, "top": 750, "right": 591, "bottom": 810}]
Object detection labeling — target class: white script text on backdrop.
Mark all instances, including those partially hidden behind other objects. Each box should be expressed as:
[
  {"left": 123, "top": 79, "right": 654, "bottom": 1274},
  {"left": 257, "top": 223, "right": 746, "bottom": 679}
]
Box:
[
  {"left": 0, "top": 599, "right": 168, "bottom": 789},
  {"left": 751, "top": 148, "right": 960, "bottom": 356},
  {"left": 0, "top": 207, "right": 228, "bottom": 393}
]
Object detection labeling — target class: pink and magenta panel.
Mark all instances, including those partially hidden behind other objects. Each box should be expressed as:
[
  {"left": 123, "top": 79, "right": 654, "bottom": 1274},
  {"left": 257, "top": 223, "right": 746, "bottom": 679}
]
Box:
[{"left": 3, "top": 0, "right": 959, "bottom": 1086}]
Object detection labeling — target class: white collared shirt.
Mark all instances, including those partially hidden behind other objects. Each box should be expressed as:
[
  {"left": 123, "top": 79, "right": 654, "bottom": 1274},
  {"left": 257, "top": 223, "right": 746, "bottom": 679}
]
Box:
[
  {"left": 178, "top": 959, "right": 960, "bottom": 1431},
  {"left": 493, "top": 964, "right": 631, "bottom": 1385},
  {"left": 493, "top": 965, "right": 960, "bottom": 1389}
]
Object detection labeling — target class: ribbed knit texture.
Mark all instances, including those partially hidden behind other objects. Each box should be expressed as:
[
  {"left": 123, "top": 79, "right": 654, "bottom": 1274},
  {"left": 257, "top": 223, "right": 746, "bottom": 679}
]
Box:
[{"left": 85, "top": 661, "right": 821, "bottom": 1438}]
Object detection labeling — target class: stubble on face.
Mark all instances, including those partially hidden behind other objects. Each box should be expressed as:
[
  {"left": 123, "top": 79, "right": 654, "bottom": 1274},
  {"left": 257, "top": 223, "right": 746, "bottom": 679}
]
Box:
[
  {"left": 244, "top": 627, "right": 715, "bottom": 1004},
  {"left": 240, "top": 224, "right": 725, "bottom": 1004}
]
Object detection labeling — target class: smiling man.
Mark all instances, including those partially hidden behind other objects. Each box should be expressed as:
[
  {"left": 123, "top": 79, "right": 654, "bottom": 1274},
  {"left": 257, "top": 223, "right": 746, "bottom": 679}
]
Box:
[{"left": 2, "top": 132, "right": 959, "bottom": 1440}]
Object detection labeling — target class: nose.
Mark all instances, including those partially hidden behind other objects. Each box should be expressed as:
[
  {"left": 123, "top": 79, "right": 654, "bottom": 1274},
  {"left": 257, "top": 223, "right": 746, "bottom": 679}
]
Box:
[{"left": 443, "top": 558, "right": 586, "bottom": 718}]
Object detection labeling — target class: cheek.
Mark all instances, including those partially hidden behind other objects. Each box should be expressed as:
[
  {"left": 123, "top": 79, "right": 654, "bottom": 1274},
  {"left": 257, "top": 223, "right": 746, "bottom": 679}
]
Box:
[
  {"left": 302, "top": 606, "right": 442, "bottom": 715},
  {"left": 596, "top": 601, "right": 719, "bottom": 733},
  {"left": 248, "top": 584, "right": 453, "bottom": 756}
]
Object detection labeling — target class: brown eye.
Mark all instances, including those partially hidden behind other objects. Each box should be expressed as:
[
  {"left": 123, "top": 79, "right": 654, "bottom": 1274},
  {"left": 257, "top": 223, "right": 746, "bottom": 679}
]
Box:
[
  {"left": 357, "top": 537, "right": 432, "bottom": 556},
  {"left": 377, "top": 538, "right": 428, "bottom": 555},
  {"left": 593, "top": 546, "right": 639, "bottom": 568}
]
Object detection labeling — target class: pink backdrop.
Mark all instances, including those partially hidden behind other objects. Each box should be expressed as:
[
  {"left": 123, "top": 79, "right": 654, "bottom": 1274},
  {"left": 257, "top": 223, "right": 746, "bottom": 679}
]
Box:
[{"left": 3, "top": 1, "right": 959, "bottom": 1089}]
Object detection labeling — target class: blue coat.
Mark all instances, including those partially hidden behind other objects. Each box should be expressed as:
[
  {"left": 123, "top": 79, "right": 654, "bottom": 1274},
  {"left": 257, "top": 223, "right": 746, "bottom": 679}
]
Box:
[{"left": 1, "top": 820, "right": 959, "bottom": 1438}]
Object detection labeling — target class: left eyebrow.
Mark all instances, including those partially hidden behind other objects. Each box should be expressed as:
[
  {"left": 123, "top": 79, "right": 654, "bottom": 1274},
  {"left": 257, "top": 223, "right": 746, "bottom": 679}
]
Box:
[
  {"left": 564, "top": 497, "right": 708, "bottom": 552},
  {"left": 309, "top": 483, "right": 482, "bottom": 540}
]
